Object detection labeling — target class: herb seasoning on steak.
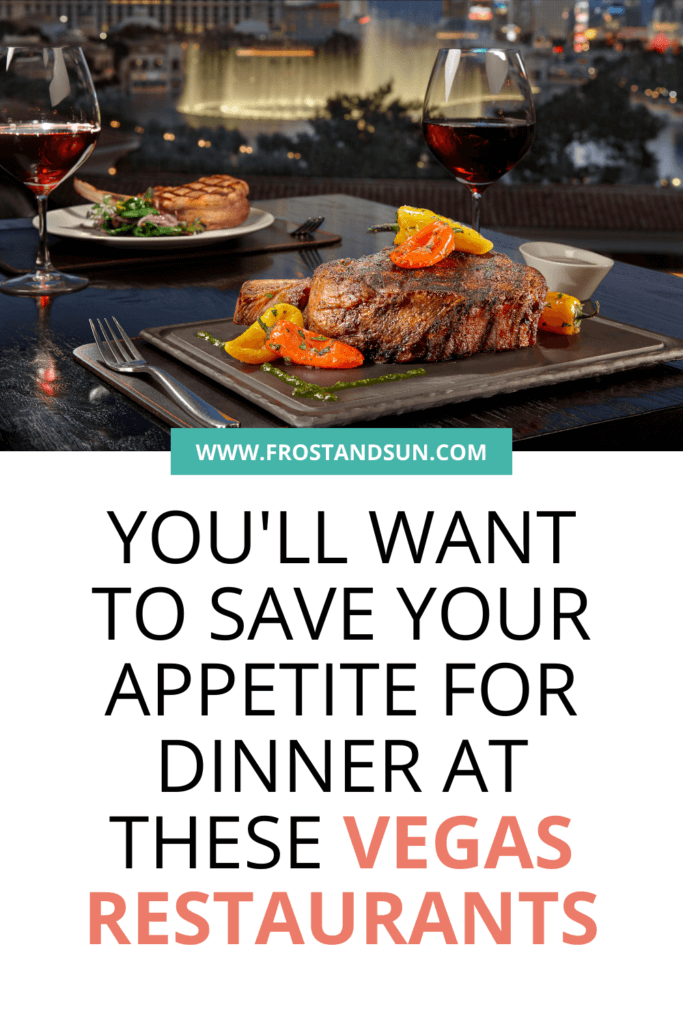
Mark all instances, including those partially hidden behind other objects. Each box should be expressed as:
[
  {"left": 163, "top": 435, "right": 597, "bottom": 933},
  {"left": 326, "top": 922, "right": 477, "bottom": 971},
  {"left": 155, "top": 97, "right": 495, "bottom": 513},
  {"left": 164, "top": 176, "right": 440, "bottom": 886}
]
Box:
[{"left": 304, "top": 248, "right": 547, "bottom": 363}]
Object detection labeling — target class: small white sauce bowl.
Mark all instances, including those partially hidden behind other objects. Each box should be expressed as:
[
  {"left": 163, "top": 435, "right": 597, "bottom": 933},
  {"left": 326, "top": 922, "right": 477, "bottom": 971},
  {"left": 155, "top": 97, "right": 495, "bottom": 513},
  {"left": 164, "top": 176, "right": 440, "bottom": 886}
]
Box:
[{"left": 519, "top": 241, "right": 614, "bottom": 301}]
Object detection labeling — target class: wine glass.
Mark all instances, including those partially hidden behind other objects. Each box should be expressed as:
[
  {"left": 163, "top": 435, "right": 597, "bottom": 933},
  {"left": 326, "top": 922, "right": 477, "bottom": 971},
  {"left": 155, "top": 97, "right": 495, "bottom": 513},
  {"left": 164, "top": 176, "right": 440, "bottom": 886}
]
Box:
[
  {"left": 422, "top": 48, "right": 535, "bottom": 233},
  {"left": 0, "top": 47, "right": 100, "bottom": 296}
]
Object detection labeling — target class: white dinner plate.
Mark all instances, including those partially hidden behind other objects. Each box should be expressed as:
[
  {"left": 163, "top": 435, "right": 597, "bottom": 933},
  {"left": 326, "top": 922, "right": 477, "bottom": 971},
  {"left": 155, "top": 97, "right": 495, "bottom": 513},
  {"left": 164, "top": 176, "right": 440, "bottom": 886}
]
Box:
[{"left": 34, "top": 203, "right": 275, "bottom": 249}]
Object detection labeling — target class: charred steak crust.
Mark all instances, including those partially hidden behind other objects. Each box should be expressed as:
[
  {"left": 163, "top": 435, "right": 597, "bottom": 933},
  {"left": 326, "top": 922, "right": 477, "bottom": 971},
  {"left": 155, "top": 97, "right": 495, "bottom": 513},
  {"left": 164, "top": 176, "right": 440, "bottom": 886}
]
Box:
[
  {"left": 233, "top": 278, "right": 312, "bottom": 325},
  {"left": 304, "top": 249, "right": 548, "bottom": 363}
]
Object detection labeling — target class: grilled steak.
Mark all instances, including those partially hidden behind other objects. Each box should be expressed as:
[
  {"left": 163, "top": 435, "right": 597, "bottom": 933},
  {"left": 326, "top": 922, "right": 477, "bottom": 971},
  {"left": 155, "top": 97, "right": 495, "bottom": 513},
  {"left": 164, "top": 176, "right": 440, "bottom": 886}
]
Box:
[
  {"left": 74, "top": 174, "right": 250, "bottom": 231},
  {"left": 233, "top": 278, "right": 311, "bottom": 325},
  {"left": 152, "top": 175, "right": 249, "bottom": 230},
  {"left": 305, "top": 248, "right": 547, "bottom": 363}
]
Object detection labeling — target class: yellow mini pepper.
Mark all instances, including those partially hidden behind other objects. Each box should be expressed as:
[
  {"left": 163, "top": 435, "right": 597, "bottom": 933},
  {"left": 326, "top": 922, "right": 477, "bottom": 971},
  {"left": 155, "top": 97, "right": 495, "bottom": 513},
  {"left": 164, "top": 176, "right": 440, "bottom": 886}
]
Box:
[
  {"left": 539, "top": 293, "right": 599, "bottom": 335},
  {"left": 225, "top": 302, "right": 305, "bottom": 364},
  {"left": 394, "top": 205, "right": 493, "bottom": 255},
  {"left": 394, "top": 206, "right": 442, "bottom": 244}
]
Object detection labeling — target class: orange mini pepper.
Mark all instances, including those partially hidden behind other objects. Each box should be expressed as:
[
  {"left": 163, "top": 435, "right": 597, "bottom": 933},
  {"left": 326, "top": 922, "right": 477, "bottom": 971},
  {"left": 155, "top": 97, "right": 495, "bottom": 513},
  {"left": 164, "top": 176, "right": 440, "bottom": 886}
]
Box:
[
  {"left": 267, "top": 320, "right": 364, "bottom": 369},
  {"left": 389, "top": 220, "right": 456, "bottom": 269}
]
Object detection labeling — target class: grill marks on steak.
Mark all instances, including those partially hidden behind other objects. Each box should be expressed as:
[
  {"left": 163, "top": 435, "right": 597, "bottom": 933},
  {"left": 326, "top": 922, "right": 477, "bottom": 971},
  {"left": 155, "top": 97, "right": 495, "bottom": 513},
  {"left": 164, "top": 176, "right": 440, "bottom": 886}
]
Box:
[
  {"left": 152, "top": 175, "right": 250, "bottom": 231},
  {"left": 304, "top": 249, "right": 547, "bottom": 363}
]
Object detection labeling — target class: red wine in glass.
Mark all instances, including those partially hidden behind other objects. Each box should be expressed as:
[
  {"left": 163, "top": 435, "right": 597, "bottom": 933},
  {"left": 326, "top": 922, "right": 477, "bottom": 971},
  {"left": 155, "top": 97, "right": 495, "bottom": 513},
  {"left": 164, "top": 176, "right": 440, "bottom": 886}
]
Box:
[
  {"left": 422, "top": 49, "right": 536, "bottom": 233},
  {"left": 0, "top": 123, "right": 99, "bottom": 194},
  {"left": 423, "top": 118, "right": 535, "bottom": 187},
  {"left": 0, "top": 47, "right": 100, "bottom": 296}
]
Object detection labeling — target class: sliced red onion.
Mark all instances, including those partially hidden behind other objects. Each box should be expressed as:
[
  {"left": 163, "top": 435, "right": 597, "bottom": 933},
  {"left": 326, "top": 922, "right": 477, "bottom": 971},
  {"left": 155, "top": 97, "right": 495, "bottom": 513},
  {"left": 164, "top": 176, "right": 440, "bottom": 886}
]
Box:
[{"left": 137, "top": 213, "right": 179, "bottom": 227}]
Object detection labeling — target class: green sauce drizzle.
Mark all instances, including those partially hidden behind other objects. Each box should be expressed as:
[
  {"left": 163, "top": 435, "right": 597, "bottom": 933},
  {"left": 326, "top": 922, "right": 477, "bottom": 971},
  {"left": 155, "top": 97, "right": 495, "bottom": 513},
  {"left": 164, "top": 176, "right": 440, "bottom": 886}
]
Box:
[
  {"left": 195, "top": 330, "right": 223, "bottom": 346},
  {"left": 261, "top": 363, "right": 426, "bottom": 402}
]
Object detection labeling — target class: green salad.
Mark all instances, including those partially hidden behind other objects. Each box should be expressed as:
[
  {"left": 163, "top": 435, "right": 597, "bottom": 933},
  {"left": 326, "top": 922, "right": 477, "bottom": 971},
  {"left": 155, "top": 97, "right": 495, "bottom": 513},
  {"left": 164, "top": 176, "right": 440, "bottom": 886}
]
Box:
[{"left": 90, "top": 190, "right": 205, "bottom": 237}]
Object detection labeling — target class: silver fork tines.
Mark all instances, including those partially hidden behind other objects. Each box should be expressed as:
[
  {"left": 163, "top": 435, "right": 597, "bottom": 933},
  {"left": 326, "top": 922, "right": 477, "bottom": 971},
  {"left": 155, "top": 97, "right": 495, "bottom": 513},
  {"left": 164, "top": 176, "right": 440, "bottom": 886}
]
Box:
[
  {"left": 300, "top": 247, "right": 323, "bottom": 274},
  {"left": 96, "top": 317, "right": 145, "bottom": 367},
  {"left": 89, "top": 317, "right": 239, "bottom": 428},
  {"left": 291, "top": 216, "right": 325, "bottom": 237},
  {"left": 90, "top": 317, "right": 113, "bottom": 366}
]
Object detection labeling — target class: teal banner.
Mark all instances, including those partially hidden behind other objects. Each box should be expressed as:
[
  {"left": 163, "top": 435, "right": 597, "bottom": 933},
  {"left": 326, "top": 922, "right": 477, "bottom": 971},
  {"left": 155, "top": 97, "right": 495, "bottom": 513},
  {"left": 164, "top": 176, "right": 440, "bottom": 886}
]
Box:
[{"left": 171, "top": 428, "right": 512, "bottom": 475}]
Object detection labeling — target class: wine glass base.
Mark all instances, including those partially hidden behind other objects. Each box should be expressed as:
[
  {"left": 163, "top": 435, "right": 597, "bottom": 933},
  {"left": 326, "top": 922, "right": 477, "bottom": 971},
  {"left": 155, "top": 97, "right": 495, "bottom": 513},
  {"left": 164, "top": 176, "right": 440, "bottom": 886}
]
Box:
[{"left": 0, "top": 269, "right": 89, "bottom": 296}]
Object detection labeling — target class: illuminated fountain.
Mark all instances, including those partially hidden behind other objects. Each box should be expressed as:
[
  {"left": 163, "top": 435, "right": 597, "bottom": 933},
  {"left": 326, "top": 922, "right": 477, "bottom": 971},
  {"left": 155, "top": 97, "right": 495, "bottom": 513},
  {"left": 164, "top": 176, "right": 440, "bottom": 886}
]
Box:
[{"left": 176, "top": 19, "right": 445, "bottom": 123}]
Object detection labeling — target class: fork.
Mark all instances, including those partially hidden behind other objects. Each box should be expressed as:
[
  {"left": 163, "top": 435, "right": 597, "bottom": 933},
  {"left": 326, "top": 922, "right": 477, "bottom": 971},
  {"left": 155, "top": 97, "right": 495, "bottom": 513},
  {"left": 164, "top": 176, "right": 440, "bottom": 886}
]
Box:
[
  {"left": 300, "top": 247, "right": 323, "bottom": 274},
  {"left": 290, "top": 216, "right": 325, "bottom": 237},
  {"left": 89, "top": 317, "right": 239, "bottom": 428}
]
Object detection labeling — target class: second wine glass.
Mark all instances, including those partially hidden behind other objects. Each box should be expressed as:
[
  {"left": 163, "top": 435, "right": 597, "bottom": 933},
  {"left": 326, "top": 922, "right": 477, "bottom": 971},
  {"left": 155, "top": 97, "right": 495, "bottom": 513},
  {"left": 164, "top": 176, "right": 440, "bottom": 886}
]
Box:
[{"left": 422, "top": 48, "right": 535, "bottom": 233}]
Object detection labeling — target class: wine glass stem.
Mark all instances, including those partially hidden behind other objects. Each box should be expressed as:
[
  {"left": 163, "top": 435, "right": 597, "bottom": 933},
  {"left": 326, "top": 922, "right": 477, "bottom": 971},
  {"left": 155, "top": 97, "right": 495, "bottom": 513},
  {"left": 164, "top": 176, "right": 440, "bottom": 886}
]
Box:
[
  {"left": 34, "top": 194, "right": 55, "bottom": 274},
  {"left": 470, "top": 189, "right": 482, "bottom": 234}
]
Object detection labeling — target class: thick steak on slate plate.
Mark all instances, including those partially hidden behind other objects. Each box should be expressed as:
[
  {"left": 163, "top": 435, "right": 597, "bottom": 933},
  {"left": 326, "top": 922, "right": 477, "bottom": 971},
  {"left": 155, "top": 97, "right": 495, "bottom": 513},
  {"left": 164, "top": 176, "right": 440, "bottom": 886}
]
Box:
[{"left": 304, "top": 248, "right": 547, "bottom": 363}]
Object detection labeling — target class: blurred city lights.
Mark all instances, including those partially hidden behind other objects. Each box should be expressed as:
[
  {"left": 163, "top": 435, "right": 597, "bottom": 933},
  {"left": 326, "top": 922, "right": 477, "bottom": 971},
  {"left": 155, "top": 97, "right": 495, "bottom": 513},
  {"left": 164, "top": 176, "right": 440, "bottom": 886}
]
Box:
[
  {"left": 650, "top": 33, "right": 670, "bottom": 53},
  {"left": 24, "top": 0, "right": 683, "bottom": 191}
]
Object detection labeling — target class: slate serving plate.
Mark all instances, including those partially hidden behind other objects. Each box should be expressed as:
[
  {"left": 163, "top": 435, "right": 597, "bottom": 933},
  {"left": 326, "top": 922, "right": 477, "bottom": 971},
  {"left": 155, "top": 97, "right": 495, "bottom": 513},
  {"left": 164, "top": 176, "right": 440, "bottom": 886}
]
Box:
[{"left": 136, "top": 314, "right": 683, "bottom": 428}]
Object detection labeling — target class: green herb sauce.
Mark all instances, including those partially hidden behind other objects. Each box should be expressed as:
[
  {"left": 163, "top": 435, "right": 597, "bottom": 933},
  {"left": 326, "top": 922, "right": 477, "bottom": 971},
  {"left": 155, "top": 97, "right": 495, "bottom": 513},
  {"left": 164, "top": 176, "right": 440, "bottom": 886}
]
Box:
[
  {"left": 261, "top": 363, "right": 426, "bottom": 402},
  {"left": 195, "top": 330, "right": 224, "bottom": 346}
]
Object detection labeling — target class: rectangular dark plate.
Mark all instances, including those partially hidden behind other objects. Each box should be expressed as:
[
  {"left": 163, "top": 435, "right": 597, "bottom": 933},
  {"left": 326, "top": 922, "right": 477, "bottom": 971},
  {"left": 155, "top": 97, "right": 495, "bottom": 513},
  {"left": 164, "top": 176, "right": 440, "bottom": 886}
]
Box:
[{"left": 138, "top": 315, "right": 683, "bottom": 428}]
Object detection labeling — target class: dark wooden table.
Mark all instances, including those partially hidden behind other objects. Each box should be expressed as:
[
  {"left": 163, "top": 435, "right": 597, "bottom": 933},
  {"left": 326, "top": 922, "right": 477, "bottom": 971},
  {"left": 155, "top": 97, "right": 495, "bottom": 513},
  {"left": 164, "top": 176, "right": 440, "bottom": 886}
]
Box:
[{"left": 2, "top": 193, "right": 683, "bottom": 451}]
